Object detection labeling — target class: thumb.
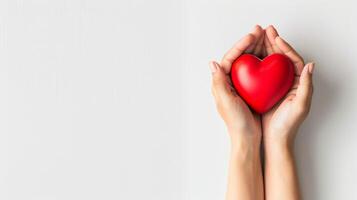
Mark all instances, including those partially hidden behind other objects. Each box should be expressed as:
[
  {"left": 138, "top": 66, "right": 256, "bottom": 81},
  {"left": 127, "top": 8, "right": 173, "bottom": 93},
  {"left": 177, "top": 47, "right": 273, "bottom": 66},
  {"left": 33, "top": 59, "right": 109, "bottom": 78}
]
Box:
[
  {"left": 296, "top": 62, "right": 314, "bottom": 109},
  {"left": 209, "top": 61, "right": 231, "bottom": 101}
]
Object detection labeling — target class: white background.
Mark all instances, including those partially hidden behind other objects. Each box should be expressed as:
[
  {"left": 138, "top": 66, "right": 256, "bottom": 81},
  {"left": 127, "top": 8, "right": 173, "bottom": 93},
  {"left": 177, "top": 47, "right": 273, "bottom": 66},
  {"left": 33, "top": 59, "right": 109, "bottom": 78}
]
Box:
[{"left": 0, "top": 0, "right": 356, "bottom": 199}]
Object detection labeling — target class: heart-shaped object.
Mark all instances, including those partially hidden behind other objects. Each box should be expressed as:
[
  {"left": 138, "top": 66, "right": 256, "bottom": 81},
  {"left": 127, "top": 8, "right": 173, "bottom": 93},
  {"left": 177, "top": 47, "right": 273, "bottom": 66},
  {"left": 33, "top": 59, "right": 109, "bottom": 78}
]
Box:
[{"left": 231, "top": 53, "right": 295, "bottom": 113}]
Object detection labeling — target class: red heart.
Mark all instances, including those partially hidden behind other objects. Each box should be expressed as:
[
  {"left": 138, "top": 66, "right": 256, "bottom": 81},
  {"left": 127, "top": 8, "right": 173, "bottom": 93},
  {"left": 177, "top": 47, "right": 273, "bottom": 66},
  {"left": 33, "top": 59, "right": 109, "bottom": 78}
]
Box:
[{"left": 230, "top": 53, "right": 295, "bottom": 114}]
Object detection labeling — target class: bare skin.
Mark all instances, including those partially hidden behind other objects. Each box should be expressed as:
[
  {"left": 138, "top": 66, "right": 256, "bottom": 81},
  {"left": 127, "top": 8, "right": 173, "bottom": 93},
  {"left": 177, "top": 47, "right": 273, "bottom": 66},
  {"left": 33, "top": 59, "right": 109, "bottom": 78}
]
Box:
[{"left": 210, "top": 25, "right": 314, "bottom": 200}]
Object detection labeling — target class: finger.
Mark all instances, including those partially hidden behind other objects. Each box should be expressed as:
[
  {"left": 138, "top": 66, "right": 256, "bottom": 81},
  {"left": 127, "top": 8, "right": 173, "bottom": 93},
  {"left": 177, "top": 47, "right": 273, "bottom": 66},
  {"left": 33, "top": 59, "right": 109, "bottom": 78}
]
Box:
[
  {"left": 275, "top": 36, "right": 305, "bottom": 75},
  {"left": 296, "top": 63, "right": 314, "bottom": 110},
  {"left": 253, "top": 26, "right": 265, "bottom": 56},
  {"left": 246, "top": 25, "right": 263, "bottom": 54},
  {"left": 285, "top": 88, "right": 297, "bottom": 101},
  {"left": 266, "top": 25, "right": 283, "bottom": 54},
  {"left": 210, "top": 61, "right": 231, "bottom": 101},
  {"left": 263, "top": 29, "right": 274, "bottom": 55},
  {"left": 291, "top": 76, "right": 300, "bottom": 90},
  {"left": 221, "top": 34, "right": 255, "bottom": 73},
  {"left": 262, "top": 45, "right": 268, "bottom": 57}
]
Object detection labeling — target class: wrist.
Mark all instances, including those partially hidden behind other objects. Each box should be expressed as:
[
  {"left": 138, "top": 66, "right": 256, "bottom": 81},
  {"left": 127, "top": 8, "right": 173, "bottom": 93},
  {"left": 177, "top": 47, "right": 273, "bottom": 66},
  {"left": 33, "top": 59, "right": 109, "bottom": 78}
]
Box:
[
  {"left": 263, "top": 136, "right": 295, "bottom": 161},
  {"left": 229, "top": 130, "right": 261, "bottom": 151},
  {"left": 227, "top": 121, "right": 260, "bottom": 138},
  {"left": 264, "top": 129, "right": 297, "bottom": 149},
  {"left": 230, "top": 145, "right": 261, "bottom": 167},
  {"left": 230, "top": 136, "right": 261, "bottom": 161}
]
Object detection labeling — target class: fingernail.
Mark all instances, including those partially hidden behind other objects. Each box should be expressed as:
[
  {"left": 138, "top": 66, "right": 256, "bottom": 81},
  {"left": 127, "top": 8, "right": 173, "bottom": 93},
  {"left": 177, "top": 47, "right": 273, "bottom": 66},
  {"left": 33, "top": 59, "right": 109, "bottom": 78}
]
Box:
[
  {"left": 209, "top": 61, "right": 218, "bottom": 73},
  {"left": 252, "top": 24, "right": 261, "bottom": 31},
  {"left": 309, "top": 63, "right": 315, "bottom": 74},
  {"left": 268, "top": 25, "right": 279, "bottom": 34}
]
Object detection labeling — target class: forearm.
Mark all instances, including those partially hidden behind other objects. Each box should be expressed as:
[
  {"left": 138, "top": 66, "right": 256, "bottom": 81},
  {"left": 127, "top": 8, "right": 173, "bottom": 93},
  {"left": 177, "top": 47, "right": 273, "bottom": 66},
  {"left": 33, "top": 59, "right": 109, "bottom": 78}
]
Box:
[
  {"left": 264, "top": 137, "right": 301, "bottom": 200},
  {"left": 226, "top": 136, "right": 264, "bottom": 200}
]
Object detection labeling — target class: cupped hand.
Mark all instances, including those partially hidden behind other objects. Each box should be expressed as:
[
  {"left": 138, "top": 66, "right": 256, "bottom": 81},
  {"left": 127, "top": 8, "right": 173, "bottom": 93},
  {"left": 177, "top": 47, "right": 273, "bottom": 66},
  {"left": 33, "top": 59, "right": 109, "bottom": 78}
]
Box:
[
  {"left": 210, "top": 26, "right": 265, "bottom": 147},
  {"left": 261, "top": 25, "right": 314, "bottom": 146}
]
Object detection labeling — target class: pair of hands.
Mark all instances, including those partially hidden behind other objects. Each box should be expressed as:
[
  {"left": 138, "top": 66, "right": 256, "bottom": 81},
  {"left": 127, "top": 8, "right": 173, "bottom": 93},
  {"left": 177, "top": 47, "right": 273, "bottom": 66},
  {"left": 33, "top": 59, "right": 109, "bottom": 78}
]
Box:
[{"left": 210, "top": 25, "right": 314, "bottom": 150}]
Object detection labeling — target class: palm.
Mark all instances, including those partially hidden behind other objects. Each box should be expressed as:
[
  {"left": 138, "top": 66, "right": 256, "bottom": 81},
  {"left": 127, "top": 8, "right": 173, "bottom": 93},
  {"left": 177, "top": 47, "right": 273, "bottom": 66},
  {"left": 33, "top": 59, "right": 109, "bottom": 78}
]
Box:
[
  {"left": 230, "top": 86, "right": 261, "bottom": 133},
  {"left": 263, "top": 96, "right": 296, "bottom": 136}
]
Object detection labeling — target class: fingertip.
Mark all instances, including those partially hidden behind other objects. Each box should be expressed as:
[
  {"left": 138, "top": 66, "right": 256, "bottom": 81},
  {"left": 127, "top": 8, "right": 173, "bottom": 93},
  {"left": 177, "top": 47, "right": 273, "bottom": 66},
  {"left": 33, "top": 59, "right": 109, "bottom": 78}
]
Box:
[
  {"left": 256, "top": 25, "right": 264, "bottom": 36},
  {"left": 299, "top": 63, "right": 314, "bottom": 90},
  {"left": 253, "top": 24, "right": 263, "bottom": 31},
  {"left": 246, "top": 33, "right": 256, "bottom": 42},
  {"left": 266, "top": 25, "right": 274, "bottom": 31},
  {"left": 244, "top": 33, "right": 257, "bottom": 54},
  {"left": 302, "top": 63, "right": 314, "bottom": 75},
  {"left": 268, "top": 25, "right": 279, "bottom": 35},
  {"left": 252, "top": 25, "right": 259, "bottom": 32},
  {"left": 296, "top": 63, "right": 314, "bottom": 107},
  {"left": 301, "top": 63, "right": 309, "bottom": 76},
  {"left": 209, "top": 61, "right": 218, "bottom": 73},
  {"left": 309, "top": 62, "right": 315, "bottom": 74},
  {"left": 266, "top": 25, "right": 279, "bottom": 40},
  {"left": 210, "top": 60, "right": 218, "bottom": 66},
  {"left": 266, "top": 26, "right": 279, "bottom": 45}
]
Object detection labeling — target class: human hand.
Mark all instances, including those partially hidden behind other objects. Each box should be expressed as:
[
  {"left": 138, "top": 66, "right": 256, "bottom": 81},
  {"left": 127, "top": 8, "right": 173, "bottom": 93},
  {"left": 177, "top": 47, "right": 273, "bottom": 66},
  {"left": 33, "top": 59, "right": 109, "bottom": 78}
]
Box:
[
  {"left": 261, "top": 25, "right": 314, "bottom": 147},
  {"left": 210, "top": 26, "right": 265, "bottom": 148},
  {"left": 212, "top": 26, "right": 267, "bottom": 200}
]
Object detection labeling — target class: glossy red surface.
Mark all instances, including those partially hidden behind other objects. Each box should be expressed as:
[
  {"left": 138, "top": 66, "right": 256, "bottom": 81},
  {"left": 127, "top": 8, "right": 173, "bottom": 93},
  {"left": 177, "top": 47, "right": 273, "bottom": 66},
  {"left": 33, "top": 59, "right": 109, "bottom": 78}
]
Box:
[{"left": 231, "top": 53, "right": 295, "bottom": 113}]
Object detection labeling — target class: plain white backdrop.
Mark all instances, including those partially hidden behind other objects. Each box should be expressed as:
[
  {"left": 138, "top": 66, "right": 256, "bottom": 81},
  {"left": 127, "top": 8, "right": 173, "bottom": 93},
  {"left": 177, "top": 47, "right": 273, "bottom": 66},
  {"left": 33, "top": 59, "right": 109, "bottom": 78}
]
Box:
[{"left": 0, "top": 0, "right": 356, "bottom": 199}]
